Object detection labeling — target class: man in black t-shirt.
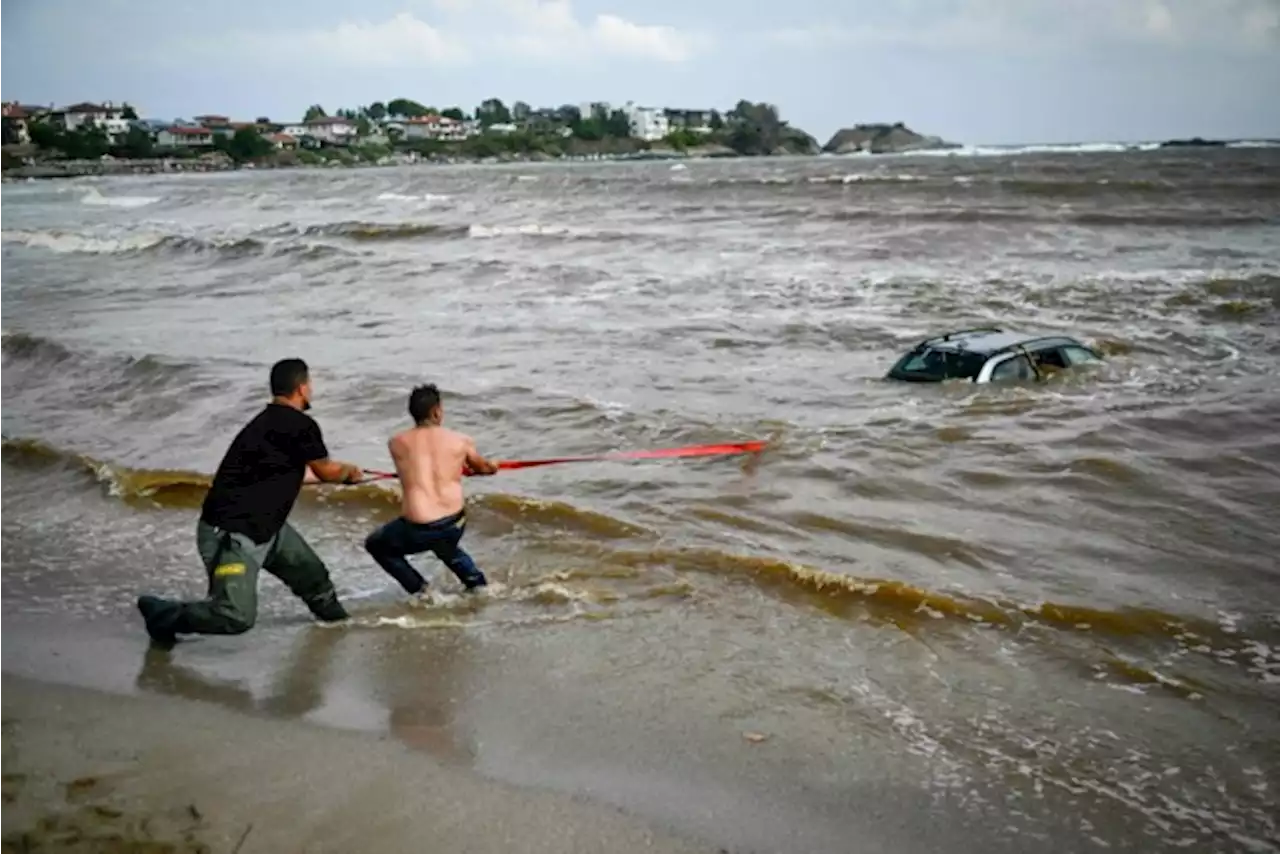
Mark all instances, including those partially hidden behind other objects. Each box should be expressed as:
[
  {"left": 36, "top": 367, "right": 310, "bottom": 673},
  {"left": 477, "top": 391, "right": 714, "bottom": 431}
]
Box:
[{"left": 136, "top": 358, "right": 366, "bottom": 647}]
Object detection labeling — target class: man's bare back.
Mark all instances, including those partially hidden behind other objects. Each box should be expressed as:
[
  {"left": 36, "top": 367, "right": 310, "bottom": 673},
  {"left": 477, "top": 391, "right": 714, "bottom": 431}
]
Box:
[
  {"left": 364, "top": 383, "right": 498, "bottom": 596},
  {"left": 389, "top": 425, "right": 498, "bottom": 524}
]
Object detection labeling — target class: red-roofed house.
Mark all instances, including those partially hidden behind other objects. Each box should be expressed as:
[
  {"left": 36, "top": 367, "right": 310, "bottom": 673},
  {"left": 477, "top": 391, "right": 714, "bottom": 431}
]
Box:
[
  {"left": 156, "top": 126, "right": 215, "bottom": 148},
  {"left": 2, "top": 102, "right": 32, "bottom": 144},
  {"left": 268, "top": 133, "right": 298, "bottom": 150}
]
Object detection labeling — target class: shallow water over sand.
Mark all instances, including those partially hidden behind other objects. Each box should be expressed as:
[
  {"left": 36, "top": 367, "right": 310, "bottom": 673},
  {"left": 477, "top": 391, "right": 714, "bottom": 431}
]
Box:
[{"left": 3, "top": 149, "right": 1280, "bottom": 853}]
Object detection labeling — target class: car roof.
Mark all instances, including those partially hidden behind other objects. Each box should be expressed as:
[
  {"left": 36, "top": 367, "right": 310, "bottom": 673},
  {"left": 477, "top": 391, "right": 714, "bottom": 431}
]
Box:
[{"left": 914, "top": 327, "right": 1083, "bottom": 356}]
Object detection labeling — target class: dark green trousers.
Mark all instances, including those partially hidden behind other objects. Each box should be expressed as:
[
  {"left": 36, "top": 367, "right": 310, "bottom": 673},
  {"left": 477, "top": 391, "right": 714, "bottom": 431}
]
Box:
[{"left": 144, "top": 520, "right": 347, "bottom": 637}]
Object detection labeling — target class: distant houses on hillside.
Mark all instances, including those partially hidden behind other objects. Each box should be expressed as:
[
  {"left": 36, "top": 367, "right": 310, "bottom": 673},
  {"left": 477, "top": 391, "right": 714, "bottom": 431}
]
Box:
[{"left": 2, "top": 98, "right": 720, "bottom": 151}]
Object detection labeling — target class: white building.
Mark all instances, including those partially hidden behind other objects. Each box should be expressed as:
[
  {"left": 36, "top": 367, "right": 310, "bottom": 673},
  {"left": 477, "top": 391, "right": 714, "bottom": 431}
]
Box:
[
  {"left": 156, "top": 126, "right": 214, "bottom": 148},
  {"left": 301, "top": 116, "right": 358, "bottom": 145},
  {"left": 623, "top": 102, "right": 669, "bottom": 141},
  {"left": 578, "top": 101, "right": 612, "bottom": 120},
  {"left": 401, "top": 115, "right": 473, "bottom": 142},
  {"left": 56, "top": 102, "right": 134, "bottom": 140}
]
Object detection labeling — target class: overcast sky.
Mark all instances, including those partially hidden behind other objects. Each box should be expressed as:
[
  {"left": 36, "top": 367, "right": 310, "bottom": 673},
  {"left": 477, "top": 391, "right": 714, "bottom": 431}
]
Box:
[{"left": 4, "top": 0, "right": 1278, "bottom": 144}]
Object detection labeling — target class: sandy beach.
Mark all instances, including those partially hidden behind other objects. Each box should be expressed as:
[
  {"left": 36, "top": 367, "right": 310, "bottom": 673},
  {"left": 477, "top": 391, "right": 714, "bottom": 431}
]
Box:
[
  {"left": 2, "top": 672, "right": 720, "bottom": 854},
  {"left": 2, "top": 611, "right": 992, "bottom": 854}
]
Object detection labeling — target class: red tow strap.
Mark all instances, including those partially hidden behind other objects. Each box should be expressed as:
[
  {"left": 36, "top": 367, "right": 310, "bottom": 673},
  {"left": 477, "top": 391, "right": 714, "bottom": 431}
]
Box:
[{"left": 363, "top": 440, "right": 767, "bottom": 481}]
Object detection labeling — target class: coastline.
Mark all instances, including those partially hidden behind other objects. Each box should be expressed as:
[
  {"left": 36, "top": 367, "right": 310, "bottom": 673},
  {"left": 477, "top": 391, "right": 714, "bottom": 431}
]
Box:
[
  {"left": 0, "top": 145, "right": 742, "bottom": 182},
  {"left": 4, "top": 137, "right": 1276, "bottom": 182}
]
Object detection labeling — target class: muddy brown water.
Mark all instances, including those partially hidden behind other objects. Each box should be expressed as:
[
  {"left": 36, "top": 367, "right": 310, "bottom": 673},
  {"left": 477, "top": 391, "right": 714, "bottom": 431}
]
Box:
[{"left": 3, "top": 148, "right": 1279, "bottom": 853}]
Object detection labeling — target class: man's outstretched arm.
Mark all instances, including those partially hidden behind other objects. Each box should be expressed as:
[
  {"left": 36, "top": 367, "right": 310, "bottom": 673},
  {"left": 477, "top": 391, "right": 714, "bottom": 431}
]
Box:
[
  {"left": 300, "top": 420, "right": 364, "bottom": 484},
  {"left": 464, "top": 439, "right": 500, "bottom": 476},
  {"left": 308, "top": 458, "right": 365, "bottom": 484}
]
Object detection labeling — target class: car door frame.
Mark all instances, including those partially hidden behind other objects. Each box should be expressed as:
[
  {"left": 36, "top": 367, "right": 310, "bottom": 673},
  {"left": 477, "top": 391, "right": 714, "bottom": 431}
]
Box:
[
  {"left": 976, "top": 338, "right": 1102, "bottom": 383},
  {"left": 977, "top": 350, "right": 1040, "bottom": 383}
]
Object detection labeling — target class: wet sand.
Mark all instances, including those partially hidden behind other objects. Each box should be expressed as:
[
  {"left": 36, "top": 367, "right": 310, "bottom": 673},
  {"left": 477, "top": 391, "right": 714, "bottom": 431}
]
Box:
[
  {"left": 10, "top": 603, "right": 1262, "bottom": 854},
  {"left": 1, "top": 672, "right": 720, "bottom": 854}
]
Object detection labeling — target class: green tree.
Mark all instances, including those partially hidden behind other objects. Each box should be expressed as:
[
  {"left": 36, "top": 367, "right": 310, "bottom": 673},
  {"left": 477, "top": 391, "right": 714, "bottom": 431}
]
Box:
[
  {"left": 118, "top": 126, "right": 155, "bottom": 158},
  {"left": 475, "top": 98, "right": 511, "bottom": 125},
  {"left": 723, "top": 101, "right": 785, "bottom": 156},
  {"left": 367, "top": 101, "right": 388, "bottom": 121},
  {"left": 512, "top": 101, "right": 531, "bottom": 122},
  {"left": 461, "top": 134, "right": 502, "bottom": 158},
  {"left": 387, "top": 98, "right": 430, "bottom": 118},
  {"left": 604, "top": 109, "right": 631, "bottom": 138},
  {"left": 235, "top": 127, "right": 274, "bottom": 161},
  {"left": 121, "top": 103, "right": 139, "bottom": 120},
  {"left": 570, "top": 116, "right": 605, "bottom": 141},
  {"left": 663, "top": 128, "right": 703, "bottom": 150},
  {"left": 356, "top": 116, "right": 373, "bottom": 137},
  {"left": 441, "top": 107, "right": 466, "bottom": 121},
  {"left": 216, "top": 126, "right": 274, "bottom": 163},
  {"left": 0, "top": 117, "right": 19, "bottom": 145},
  {"left": 708, "top": 109, "right": 724, "bottom": 130},
  {"left": 303, "top": 104, "right": 327, "bottom": 121},
  {"left": 28, "top": 120, "right": 61, "bottom": 150},
  {"left": 62, "top": 125, "right": 111, "bottom": 159}
]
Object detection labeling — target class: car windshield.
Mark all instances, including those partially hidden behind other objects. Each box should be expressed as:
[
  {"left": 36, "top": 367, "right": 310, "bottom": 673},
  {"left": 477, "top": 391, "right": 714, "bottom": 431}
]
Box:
[{"left": 890, "top": 346, "right": 986, "bottom": 381}]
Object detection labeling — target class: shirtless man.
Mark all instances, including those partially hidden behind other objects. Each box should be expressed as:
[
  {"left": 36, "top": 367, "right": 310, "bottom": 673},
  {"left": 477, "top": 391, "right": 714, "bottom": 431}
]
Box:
[{"left": 364, "top": 383, "right": 500, "bottom": 596}]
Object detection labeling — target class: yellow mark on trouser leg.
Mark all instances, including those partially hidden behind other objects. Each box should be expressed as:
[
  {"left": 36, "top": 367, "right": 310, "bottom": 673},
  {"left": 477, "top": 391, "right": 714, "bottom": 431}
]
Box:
[{"left": 214, "top": 563, "right": 246, "bottom": 577}]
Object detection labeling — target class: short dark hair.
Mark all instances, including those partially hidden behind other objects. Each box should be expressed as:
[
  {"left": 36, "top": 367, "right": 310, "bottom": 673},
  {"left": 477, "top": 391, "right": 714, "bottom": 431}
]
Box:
[
  {"left": 270, "top": 358, "right": 310, "bottom": 397},
  {"left": 409, "top": 384, "right": 441, "bottom": 424}
]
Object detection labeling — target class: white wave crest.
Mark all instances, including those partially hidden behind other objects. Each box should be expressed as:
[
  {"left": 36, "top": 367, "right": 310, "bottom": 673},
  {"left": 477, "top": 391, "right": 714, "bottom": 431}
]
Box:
[
  {"left": 807, "top": 173, "right": 929, "bottom": 184},
  {"left": 0, "top": 229, "right": 164, "bottom": 254},
  {"left": 466, "top": 222, "right": 595, "bottom": 239},
  {"left": 376, "top": 191, "right": 452, "bottom": 204},
  {"left": 80, "top": 188, "right": 161, "bottom": 208}
]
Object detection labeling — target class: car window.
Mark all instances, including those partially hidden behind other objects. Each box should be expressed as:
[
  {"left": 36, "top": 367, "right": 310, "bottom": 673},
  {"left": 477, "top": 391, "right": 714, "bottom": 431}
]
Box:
[
  {"left": 1061, "top": 346, "right": 1101, "bottom": 366},
  {"left": 990, "top": 354, "right": 1035, "bottom": 382},
  {"left": 893, "top": 347, "right": 985, "bottom": 380},
  {"left": 1031, "top": 348, "right": 1069, "bottom": 370}
]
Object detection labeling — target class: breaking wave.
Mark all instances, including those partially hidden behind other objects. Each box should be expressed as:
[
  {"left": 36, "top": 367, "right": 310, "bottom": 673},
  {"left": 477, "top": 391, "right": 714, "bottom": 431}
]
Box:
[
  {"left": 6, "top": 436, "right": 1278, "bottom": 662},
  {"left": 0, "top": 228, "right": 354, "bottom": 259},
  {"left": 79, "top": 187, "right": 161, "bottom": 208},
  {"left": 271, "top": 219, "right": 622, "bottom": 242},
  {"left": 2, "top": 331, "right": 220, "bottom": 392},
  {"left": 2, "top": 220, "right": 633, "bottom": 256},
  {"left": 0, "top": 437, "right": 650, "bottom": 540},
  {"left": 821, "top": 208, "right": 1276, "bottom": 228}
]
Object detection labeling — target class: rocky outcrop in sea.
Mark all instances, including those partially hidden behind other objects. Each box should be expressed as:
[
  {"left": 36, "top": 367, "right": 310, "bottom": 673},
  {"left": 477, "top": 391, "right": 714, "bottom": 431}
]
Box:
[{"left": 822, "top": 123, "right": 960, "bottom": 155}]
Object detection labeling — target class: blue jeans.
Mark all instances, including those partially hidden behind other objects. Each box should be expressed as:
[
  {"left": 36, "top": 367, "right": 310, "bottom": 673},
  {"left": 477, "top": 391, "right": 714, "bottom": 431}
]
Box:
[{"left": 364, "top": 510, "right": 486, "bottom": 594}]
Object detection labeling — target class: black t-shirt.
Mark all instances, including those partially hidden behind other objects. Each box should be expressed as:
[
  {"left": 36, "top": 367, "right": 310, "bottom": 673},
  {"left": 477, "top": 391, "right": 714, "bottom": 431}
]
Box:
[{"left": 200, "top": 403, "right": 329, "bottom": 544}]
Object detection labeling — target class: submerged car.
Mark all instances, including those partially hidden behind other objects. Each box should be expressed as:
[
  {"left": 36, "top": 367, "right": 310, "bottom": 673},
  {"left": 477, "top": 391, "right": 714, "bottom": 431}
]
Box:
[{"left": 886, "top": 326, "right": 1104, "bottom": 384}]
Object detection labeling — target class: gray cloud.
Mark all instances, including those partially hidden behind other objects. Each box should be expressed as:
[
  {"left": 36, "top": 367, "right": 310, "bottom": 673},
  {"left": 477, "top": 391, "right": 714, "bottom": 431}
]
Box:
[{"left": 3, "top": 0, "right": 1277, "bottom": 143}]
